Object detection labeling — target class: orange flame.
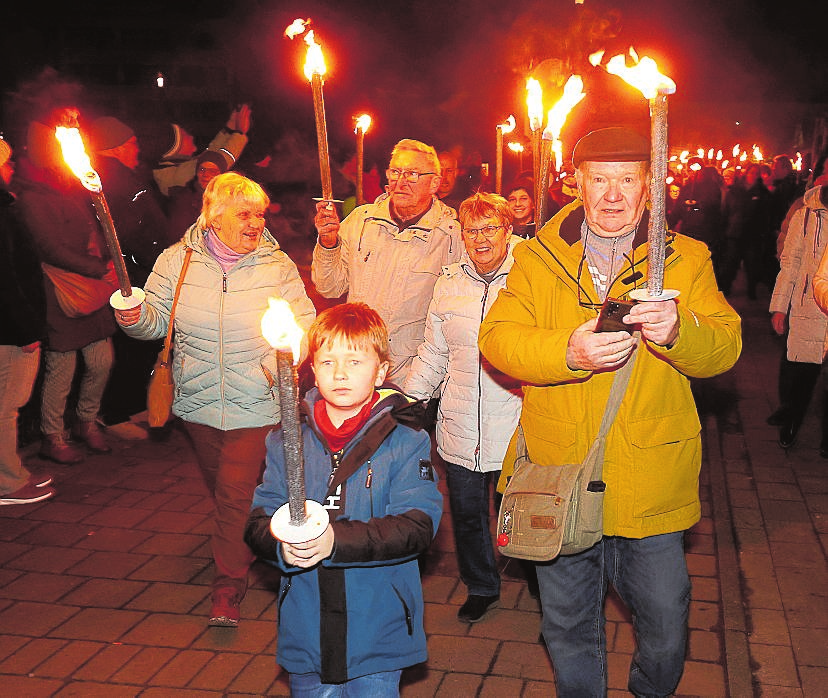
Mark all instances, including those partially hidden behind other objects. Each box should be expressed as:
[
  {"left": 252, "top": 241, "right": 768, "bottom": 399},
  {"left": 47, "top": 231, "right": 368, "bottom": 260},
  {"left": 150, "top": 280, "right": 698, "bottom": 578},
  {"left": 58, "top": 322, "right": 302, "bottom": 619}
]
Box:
[
  {"left": 752, "top": 144, "right": 763, "bottom": 161},
  {"left": 498, "top": 114, "right": 516, "bottom": 134},
  {"left": 54, "top": 127, "right": 102, "bottom": 193},
  {"left": 605, "top": 47, "right": 675, "bottom": 99},
  {"left": 732, "top": 144, "right": 740, "bottom": 157},
  {"left": 261, "top": 298, "right": 303, "bottom": 363},
  {"left": 302, "top": 30, "right": 326, "bottom": 80},
  {"left": 588, "top": 50, "right": 604, "bottom": 67},
  {"left": 507, "top": 142, "right": 524, "bottom": 153},
  {"left": 354, "top": 114, "right": 372, "bottom": 134},
  {"left": 526, "top": 78, "right": 544, "bottom": 132},
  {"left": 285, "top": 18, "right": 309, "bottom": 39},
  {"left": 543, "top": 75, "right": 586, "bottom": 171}
]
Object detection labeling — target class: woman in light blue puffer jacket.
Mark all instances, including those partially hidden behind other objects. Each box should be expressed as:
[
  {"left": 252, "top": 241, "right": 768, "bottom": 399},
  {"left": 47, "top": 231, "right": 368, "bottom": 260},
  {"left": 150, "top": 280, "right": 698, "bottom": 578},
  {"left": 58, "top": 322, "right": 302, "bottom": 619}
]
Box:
[{"left": 115, "top": 172, "right": 316, "bottom": 627}]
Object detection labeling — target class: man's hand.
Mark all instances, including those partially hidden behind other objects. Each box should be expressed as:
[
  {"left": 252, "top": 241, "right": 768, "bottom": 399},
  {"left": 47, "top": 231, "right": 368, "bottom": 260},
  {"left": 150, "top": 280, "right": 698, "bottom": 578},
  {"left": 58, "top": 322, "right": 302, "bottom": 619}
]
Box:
[
  {"left": 281, "top": 524, "right": 335, "bottom": 568},
  {"left": 567, "top": 317, "right": 637, "bottom": 371},
  {"left": 314, "top": 200, "right": 341, "bottom": 248},
  {"left": 626, "top": 299, "right": 679, "bottom": 347},
  {"left": 771, "top": 311, "right": 787, "bottom": 336}
]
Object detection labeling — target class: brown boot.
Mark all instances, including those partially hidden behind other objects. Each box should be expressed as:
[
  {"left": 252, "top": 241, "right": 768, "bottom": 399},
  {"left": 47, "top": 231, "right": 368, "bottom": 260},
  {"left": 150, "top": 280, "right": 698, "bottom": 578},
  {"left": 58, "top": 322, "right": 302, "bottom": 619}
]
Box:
[
  {"left": 40, "top": 434, "right": 84, "bottom": 464},
  {"left": 73, "top": 420, "right": 112, "bottom": 454}
]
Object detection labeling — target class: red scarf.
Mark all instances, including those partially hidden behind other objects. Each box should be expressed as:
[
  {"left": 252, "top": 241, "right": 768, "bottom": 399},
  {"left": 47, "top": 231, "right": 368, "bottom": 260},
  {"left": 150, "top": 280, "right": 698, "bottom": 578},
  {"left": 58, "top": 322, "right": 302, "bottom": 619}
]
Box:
[{"left": 314, "top": 392, "right": 381, "bottom": 453}]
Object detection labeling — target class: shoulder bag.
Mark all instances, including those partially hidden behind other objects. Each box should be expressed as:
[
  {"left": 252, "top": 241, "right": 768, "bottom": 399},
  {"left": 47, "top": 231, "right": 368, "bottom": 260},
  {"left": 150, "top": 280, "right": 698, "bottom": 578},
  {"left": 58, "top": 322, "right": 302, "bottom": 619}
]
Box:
[
  {"left": 147, "top": 247, "right": 193, "bottom": 428},
  {"left": 496, "top": 346, "right": 637, "bottom": 561}
]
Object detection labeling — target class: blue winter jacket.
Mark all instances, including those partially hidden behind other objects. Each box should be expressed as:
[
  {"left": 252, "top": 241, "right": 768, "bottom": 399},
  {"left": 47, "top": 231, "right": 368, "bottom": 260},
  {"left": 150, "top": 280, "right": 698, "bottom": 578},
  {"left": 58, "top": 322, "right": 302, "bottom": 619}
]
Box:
[
  {"left": 120, "top": 224, "right": 316, "bottom": 430},
  {"left": 245, "top": 388, "right": 442, "bottom": 683}
]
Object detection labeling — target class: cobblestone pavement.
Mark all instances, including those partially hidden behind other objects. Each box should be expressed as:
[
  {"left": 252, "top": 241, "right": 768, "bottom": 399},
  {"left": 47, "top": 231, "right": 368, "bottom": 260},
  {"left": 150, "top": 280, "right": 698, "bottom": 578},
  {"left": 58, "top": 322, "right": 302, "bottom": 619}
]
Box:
[{"left": 1, "top": 272, "right": 825, "bottom": 696}]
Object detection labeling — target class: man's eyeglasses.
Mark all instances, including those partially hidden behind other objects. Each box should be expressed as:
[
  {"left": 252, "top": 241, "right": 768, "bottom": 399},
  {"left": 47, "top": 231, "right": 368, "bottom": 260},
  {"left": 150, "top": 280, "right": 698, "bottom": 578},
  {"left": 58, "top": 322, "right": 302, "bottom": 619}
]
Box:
[
  {"left": 386, "top": 168, "right": 436, "bottom": 183},
  {"left": 462, "top": 224, "right": 504, "bottom": 239}
]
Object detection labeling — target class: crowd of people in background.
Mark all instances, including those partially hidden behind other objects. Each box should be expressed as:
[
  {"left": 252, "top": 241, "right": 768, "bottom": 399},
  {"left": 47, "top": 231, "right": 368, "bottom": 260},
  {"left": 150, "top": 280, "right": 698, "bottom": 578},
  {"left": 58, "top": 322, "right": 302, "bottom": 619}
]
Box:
[{"left": 0, "top": 65, "right": 825, "bottom": 695}]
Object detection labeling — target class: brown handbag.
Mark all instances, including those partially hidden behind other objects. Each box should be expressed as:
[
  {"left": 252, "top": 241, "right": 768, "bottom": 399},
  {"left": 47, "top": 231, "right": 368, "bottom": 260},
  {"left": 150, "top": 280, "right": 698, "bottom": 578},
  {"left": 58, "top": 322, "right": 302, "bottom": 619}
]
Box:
[
  {"left": 147, "top": 248, "right": 193, "bottom": 428},
  {"left": 42, "top": 262, "right": 120, "bottom": 318}
]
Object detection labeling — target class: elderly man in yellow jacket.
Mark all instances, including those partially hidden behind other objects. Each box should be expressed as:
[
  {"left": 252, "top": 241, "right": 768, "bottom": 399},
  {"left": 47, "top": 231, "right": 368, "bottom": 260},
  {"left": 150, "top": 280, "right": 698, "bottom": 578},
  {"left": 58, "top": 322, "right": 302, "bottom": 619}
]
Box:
[{"left": 479, "top": 127, "right": 741, "bottom": 697}]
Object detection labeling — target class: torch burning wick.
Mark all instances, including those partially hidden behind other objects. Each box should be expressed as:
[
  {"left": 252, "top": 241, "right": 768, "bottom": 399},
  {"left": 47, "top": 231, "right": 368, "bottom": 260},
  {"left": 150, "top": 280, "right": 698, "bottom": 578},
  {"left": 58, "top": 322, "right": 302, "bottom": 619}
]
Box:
[{"left": 54, "top": 126, "right": 145, "bottom": 311}]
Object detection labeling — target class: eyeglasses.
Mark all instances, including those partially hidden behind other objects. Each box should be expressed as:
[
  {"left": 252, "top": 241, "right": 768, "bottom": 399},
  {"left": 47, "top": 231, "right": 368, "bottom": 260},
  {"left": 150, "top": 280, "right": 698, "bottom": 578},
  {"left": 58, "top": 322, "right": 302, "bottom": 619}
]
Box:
[
  {"left": 386, "top": 168, "right": 437, "bottom": 183},
  {"left": 462, "top": 224, "right": 504, "bottom": 239}
]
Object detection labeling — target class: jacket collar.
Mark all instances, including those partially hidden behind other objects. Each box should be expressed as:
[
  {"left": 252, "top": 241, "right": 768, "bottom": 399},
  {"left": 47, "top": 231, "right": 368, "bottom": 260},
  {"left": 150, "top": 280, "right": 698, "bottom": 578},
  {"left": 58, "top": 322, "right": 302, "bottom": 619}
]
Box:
[
  {"left": 447, "top": 234, "right": 521, "bottom": 283},
  {"left": 364, "top": 195, "right": 457, "bottom": 242},
  {"left": 532, "top": 201, "right": 677, "bottom": 303}
]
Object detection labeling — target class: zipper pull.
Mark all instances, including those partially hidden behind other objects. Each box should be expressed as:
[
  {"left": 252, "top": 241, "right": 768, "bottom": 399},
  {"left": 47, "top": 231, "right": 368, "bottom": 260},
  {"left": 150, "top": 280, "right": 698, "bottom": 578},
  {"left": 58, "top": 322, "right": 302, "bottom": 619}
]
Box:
[
  {"left": 222, "top": 273, "right": 227, "bottom": 293},
  {"left": 365, "top": 464, "right": 373, "bottom": 488}
]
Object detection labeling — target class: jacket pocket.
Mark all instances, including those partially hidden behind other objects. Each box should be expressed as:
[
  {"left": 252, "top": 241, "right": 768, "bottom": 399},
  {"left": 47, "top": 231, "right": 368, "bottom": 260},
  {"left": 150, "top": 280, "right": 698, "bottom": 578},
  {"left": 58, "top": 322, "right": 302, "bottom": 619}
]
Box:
[{"left": 628, "top": 409, "right": 701, "bottom": 518}]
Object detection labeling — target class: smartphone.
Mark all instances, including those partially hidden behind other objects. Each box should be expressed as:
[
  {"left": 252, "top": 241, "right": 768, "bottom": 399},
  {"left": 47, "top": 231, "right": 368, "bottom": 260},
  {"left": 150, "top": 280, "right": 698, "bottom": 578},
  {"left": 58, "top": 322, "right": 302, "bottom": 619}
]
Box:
[{"left": 594, "top": 297, "right": 635, "bottom": 333}]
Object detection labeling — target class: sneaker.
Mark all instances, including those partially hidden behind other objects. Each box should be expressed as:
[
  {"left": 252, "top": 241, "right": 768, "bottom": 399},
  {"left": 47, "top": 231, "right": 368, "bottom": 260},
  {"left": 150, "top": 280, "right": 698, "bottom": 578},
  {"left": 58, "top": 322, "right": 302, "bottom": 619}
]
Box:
[
  {"left": 30, "top": 473, "right": 54, "bottom": 487},
  {"left": 208, "top": 587, "right": 241, "bottom": 627},
  {"left": 457, "top": 594, "right": 499, "bottom": 623},
  {"left": 72, "top": 420, "right": 112, "bottom": 454},
  {"left": 40, "top": 435, "right": 84, "bottom": 464},
  {"left": 1, "top": 482, "right": 56, "bottom": 506}
]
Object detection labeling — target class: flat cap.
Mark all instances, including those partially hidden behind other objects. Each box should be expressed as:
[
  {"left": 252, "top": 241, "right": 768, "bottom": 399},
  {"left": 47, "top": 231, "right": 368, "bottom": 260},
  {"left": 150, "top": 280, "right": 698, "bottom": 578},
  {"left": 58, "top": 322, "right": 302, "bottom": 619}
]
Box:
[{"left": 572, "top": 127, "right": 650, "bottom": 168}]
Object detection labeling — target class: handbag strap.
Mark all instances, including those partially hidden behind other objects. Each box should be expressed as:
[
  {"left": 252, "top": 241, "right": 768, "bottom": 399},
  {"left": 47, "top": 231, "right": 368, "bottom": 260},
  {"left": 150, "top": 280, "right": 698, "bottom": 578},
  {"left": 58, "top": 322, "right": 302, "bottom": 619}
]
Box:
[{"left": 160, "top": 247, "right": 193, "bottom": 366}]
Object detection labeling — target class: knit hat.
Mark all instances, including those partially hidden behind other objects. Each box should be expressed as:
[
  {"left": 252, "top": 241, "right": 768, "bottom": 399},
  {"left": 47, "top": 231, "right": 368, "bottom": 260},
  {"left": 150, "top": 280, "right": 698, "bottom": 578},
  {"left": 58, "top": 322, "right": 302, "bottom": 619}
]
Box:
[
  {"left": 88, "top": 116, "right": 134, "bottom": 152},
  {"left": 572, "top": 127, "right": 650, "bottom": 168},
  {"left": 0, "top": 138, "right": 11, "bottom": 168},
  {"left": 161, "top": 123, "right": 195, "bottom": 160},
  {"left": 197, "top": 149, "right": 233, "bottom": 174}
]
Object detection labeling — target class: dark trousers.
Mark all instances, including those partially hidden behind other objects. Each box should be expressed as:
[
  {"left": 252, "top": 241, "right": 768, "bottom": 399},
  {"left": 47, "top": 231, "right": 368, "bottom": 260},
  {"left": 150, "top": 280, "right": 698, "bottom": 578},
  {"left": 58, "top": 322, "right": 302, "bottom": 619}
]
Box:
[
  {"left": 777, "top": 355, "right": 826, "bottom": 439},
  {"left": 184, "top": 421, "right": 272, "bottom": 595}
]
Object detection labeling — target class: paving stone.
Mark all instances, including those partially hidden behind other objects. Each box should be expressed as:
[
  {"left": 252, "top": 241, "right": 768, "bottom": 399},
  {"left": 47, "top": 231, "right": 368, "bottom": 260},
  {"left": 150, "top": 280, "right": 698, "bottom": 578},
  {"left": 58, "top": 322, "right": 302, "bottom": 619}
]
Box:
[
  {"left": 468, "top": 607, "right": 541, "bottom": 643},
  {"left": 188, "top": 651, "right": 251, "bottom": 691},
  {"left": 65, "top": 551, "right": 151, "bottom": 579},
  {"left": 61, "top": 578, "right": 148, "bottom": 608},
  {"left": 120, "top": 612, "right": 207, "bottom": 648},
  {"left": 1, "top": 676, "right": 66, "bottom": 694},
  {"left": 0, "top": 601, "right": 80, "bottom": 636},
  {"left": 109, "top": 646, "right": 178, "bottom": 684},
  {"left": 2, "top": 571, "right": 85, "bottom": 602},
  {"left": 691, "top": 576, "right": 721, "bottom": 602},
  {"left": 769, "top": 540, "right": 827, "bottom": 569},
  {"left": 4, "top": 544, "right": 91, "bottom": 573},
  {"left": 749, "top": 608, "right": 793, "bottom": 645},
  {"left": 73, "top": 642, "right": 143, "bottom": 682},
  {"left": 689, "top": 628, "right": 723, "bottom": 662},
  {"left": 799, "top": 665, "right": 828, "bottom": 696},
  {"left": 689, "top": 600, "right": 721, "bottom": 631},
  {"left": 750, "top": 642, "right": 801, "bottom": 688},
  {"left": 194, "top": 618, "right": 275, "bottom": 655},
  {"left": 479, "top": 674, "right": 526, "bottom": 697},
  {"left": 426, "top": 634, "right": 499, "bottom": 674},
  {"left": 686, "top": 552, "right": 717, "bottom": 576},
  {"left": 74, "top": 527, "right": 154, "bottom": 552},
  {"left": 432, "top": 672, "right": 482, "bottom": 696},
  {"left": 130, "top": 532, "right": 207, "bottom": 556},
  {"left": 134, "top": 510, "right": 207, "bottom": 534},
  {"left": 744, "top": 575, "right": 784, "bottom": 610},
  {"left": 226, "top": 653, "right": 280, "bottom": 695},
  {"left": 490, "top": 640, "right": 554, "bottom": 681},
  {"left": 148, "top": 648, "right": 213, "bottom": 687},
  {"left": 0, "top": 637, "right": 66, "bottom": 674},
  {"left": 124, "top": 581, "right": 209, "bottom": 614},
  {"left": 127, "top": 554, "right": 211, "bottom": 583},
  {"left": 81, "top": 507, "right": 154, "bottom": 530},
  {"left": 401, "top": 665, "right": 443, "bottom": 697},
  {"left": 16, "top": 521, "right": 93, "bottom": 547},
  {"left": 789, "top": 626, "right": 828, "bottom": 667},
  {"left": 36, "top": 639, "right": 106, "bottom": 678},
  {"left": 677, "top": 659, "right": 727, "bottom": 696},
  {"left": 50, "top": 607, "right": 146, "bottom": 642}
]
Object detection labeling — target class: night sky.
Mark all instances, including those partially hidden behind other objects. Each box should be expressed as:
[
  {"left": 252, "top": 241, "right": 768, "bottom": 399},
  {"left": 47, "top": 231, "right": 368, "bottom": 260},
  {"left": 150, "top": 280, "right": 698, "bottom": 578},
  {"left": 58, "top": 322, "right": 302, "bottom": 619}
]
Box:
[{"left": 4, "top": 0, "right": 826, "bottom": 169}]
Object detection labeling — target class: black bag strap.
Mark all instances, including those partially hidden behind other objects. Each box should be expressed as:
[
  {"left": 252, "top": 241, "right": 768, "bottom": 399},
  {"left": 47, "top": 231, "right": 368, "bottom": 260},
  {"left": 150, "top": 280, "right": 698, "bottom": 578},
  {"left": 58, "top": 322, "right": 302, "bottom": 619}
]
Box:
[{"left": 159, "top": 247, "right": 193, "bottom": 367}]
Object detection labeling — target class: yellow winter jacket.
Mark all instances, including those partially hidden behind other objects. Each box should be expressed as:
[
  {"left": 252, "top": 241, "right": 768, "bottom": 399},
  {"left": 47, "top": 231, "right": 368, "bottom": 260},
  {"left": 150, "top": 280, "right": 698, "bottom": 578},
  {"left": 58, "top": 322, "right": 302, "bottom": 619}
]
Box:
[{"left": 479, "top": 201, "right": 742, "bottom": 538}]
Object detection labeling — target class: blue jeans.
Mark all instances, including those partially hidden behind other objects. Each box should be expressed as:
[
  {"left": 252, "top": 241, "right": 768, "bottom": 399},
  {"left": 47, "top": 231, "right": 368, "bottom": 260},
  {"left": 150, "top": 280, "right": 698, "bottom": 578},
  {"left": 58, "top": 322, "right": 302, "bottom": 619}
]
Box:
[
  {"left": 537, "top": 532, "right": 690, "bottom": 697},
  {"left": 444, "top": 461, "right": 501, "bottom": 597},
  {"left": 289, "top": 670, "right": 402, "bottom": 697}
]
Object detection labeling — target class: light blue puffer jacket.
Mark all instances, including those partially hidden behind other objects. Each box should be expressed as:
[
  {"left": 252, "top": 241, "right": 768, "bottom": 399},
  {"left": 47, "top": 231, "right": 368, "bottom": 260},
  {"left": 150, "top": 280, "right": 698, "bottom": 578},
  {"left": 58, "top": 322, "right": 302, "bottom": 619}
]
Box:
[{"left": 122, "top": 224, "right": 316, "bottom": 430}]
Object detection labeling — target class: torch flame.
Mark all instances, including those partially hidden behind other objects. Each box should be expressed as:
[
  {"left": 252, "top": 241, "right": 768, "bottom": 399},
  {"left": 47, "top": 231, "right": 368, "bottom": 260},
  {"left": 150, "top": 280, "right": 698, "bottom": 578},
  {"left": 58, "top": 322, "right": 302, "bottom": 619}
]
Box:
[
  {"left": 733, "top": 144, "right": 740, "bottom": 157},
  {"left": 354, "top": 114, "right": 372, "bottom": 134},
  {"left": 498, "top": 114, "right": 516, "bottom": 134},
  {"left": 285, "top": 18, "right": 310, "bottom": 39},
  {"left": 507, "top": 142, "right": 524, "bottom": 153},
  {"left": 605, "top": 47, "right": 676, "bottom": 99},
  {"left": 54, "top": 127, "right": 102, "bottom": 193},
  {"left": 542, "top": 75, "right": 586, "bottom": 172},
  {"left": 526, "top": 78, "right": 544, "bottom": 132},
  {"left": 752, "top": 144, "right": 763, "bottom": 162},
  {"left": 302, "top": 30, "right": 326, "bottom": 80},
  {"left": 261, "top": 298, "right": 303, "bottom": 364},
  {"left": 589, "top": 50, "right": 604, "bottom": 67}
]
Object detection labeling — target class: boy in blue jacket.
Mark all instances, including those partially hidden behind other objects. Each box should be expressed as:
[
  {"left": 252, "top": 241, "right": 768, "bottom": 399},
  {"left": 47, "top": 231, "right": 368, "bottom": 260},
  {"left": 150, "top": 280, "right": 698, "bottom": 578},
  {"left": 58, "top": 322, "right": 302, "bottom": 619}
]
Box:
[{"left": 245, "top": 302, "right": 442, "bottom": 695}]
